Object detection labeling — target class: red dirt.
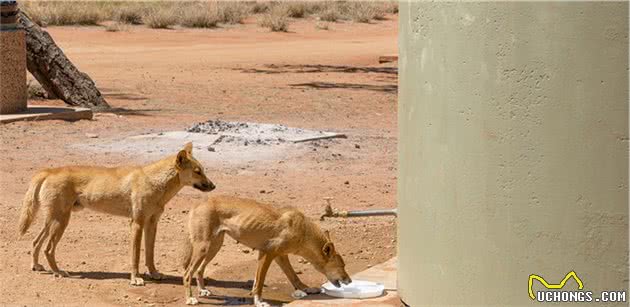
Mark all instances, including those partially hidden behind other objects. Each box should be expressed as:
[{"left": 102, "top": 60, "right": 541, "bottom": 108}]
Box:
[{"left": 0, "top": 16, "right": 398, "bottom": 306}]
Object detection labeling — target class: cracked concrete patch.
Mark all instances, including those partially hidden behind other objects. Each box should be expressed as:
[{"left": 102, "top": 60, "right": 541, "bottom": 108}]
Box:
[{"left": 74, "top": 120, "right": 340, "bottom": 165}]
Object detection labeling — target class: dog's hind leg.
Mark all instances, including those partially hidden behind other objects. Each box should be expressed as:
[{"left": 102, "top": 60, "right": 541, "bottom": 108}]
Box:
[
  {"left": 184, "top": 241, "right": 209, "bottom": 305},
  {"left": 196, "top": 233, "right": 224, "bottom": 297},
  {"left": 43, "top": 209, "right": 71, "bottom": 278},
  {"left": 31, "top": 189, "right": 59, "bottom": 272},
  {"left": 31, "top": 221, "right": 51, "bottom": 271}
]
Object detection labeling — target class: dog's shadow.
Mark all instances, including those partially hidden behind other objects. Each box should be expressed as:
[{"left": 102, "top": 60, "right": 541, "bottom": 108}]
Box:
[
  {"left": 67, "top": 272, "right": 286, "bottom": 305},
  {"left": 200, "top": 294, "right": 285, "bottom": 306},
  {"left": 67, "top": 271, "right": 181, "bottom": 285},
  {"left": 69, "top": 271, "right": 255, "bottom": 289}
]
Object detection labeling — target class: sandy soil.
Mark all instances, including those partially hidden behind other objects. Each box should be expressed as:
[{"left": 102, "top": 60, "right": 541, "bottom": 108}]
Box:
[{"left": 0, "top": 16, "right": 398, "bottom": 307}]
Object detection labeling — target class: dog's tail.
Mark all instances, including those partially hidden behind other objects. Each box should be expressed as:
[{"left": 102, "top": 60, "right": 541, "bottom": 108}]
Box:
[
  {"left": 181, "top": 233, "right": 193, "bottom": 269},
  {"left": 18, "top": 172, "right": 47, "bottom": 236}
]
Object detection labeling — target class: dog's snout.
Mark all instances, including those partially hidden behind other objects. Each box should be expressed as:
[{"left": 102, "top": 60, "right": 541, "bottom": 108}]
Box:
[
  {"left": 194, "top": 181, "right": 216, "bottom": 192},
  {"left": 331, "top": 279, "right": 341, "bottom": 288},
  {"left": 342, "top": 277, "right": 352, "bottom": 285}
]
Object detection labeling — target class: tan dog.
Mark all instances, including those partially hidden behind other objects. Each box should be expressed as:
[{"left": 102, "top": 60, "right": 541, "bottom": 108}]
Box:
[
  {"left": 182, "top": 196, "right": 352, "bottom": 306},
  {"left": 18, "top": 142, "right": 215, "bottom": 286}
]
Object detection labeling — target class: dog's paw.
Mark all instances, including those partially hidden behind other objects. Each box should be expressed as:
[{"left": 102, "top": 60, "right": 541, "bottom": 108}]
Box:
[
  {"left": 147, "top": 271, "right": 164, "bottom": 280},
  {"left": 303, "top": 287, "right": 322, "bottom": 294},
  {"left": 31, "top": 264, "right": 45, "bottom": 272},
  {"left": 186, "top": 297, "right": 199, "bottom": 305},
  {"left": 130, "top": 276, "right": 145, "bottom": 286},
  {"left": 291, "top": 290, "right": 308, "bottom": 299},
  {"left": 199, "top": 289, "right": 212, "bottom": 297},
  {"left": 255, "top": 301, "right": 271, "bottom": 307},
  {"left": 254, "top": 296, "right": 272, "bottom": 307},
  {"left": 52, "top": 270, "right": 70, "bottom": 278}
]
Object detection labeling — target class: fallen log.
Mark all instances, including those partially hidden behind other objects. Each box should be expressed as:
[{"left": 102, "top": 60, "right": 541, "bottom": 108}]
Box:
[{"left": 17, "top": 11, "right": 109, "bottom": 110}]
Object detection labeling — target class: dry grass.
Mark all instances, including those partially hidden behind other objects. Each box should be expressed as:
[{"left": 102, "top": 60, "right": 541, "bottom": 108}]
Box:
[
  {"left": 180, "top": 2, "right": 220, "bottom": 28},
  {"left": 347, "top": 2, "right": 387, "bottom": 23},
  {"left": 384, "top": 1, "right": 399, "bottom": 14},
  {"left": 113, "top": 5, "right": 144, "bottom": 25},
  {"left": 258, "top": 5, "right": 289, "bottom": 32},
  {"left": 319, "top": 7, "right": 340, "bottom": 22},
  {"left": 105, "top": 22, "right": 128, "bottom": 32},
  {"left": 218, "top": 1, "right": 251, "bottom": 24},
  {"left": 281, "top": 2, "right": 308, "bottom": 18},
  {"left": 21, "top": 1, "right": 103, "bottom": 26},
  {"left": 144, "top": 6, "right": 178, "bottom": 29},
  {"left": 20, "top": 2, "right": 47, "bottom": 26},
  {"left": 251, "top": 1, "right": 272, "bottom": 14},
  {"left": 315, "top": 21, "right": 329, "bottom": 30},
  {"left": 26, "top": 80, "right": 48, "bottom": 99},
  {"left": 19, "top": 1, "right": 398, "bottom": 29}
]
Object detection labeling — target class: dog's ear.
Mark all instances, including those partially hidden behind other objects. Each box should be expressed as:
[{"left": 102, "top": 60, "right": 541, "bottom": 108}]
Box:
[
  {"left": 322, "top": 242, "right": 335, "bottom": 258},
  {"left": 183, "top": 142, "right": 193, "bottom": 155},
  {"left": 324, "top": 230, "right": 332, "bottom": 242},
  {"left": 176, "top": 150, "right": 189, "bottom": 169}
]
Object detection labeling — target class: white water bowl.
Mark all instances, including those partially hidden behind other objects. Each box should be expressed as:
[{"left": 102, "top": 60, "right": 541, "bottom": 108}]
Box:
[{"left": 321, "top": 280, "right": 385, "bottom": 299}]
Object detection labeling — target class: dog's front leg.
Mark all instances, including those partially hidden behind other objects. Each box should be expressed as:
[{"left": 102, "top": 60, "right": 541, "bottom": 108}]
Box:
[
  {"left": 144, "top": 214, "right": 163, "bottom": 280},
  {"left": 129, "top": 219, "right": 145, "bottom": 286},
  {"left": 274, "top": 255, "right": 321, "bottom": 295},
  {"left": 252, "top": 252, "right": 275, "bottom": 307}
]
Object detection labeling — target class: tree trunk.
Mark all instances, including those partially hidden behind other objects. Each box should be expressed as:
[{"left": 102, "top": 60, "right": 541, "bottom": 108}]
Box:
[{"left": 17, "top": 11, "right": 109, "bottom": 110}]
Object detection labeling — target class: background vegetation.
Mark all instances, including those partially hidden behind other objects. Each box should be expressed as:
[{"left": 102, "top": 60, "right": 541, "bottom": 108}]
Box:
[{"left": 20, "top": 1, "right": 398, "bottom": 32}]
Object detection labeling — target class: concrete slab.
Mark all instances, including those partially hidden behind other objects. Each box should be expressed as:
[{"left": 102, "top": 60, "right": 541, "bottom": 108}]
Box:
[
  {"left": 351, "top": 257, "right": 397, "bottom": 290},
  {"left": 0, "top": 105, "right": 93, "bottom": 124},
  {"left": 288, "top": 257, "right": 400, "bottom": 307}
]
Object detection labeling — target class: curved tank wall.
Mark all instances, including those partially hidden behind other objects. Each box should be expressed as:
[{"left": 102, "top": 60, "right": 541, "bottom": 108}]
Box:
[{"left": 398, "top": 2, "right": 628, "bottom": 305}]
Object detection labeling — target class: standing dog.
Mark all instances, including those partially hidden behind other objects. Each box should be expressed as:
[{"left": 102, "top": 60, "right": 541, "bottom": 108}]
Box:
[
  {"left": 182, "top": 196, "right": 352, "bottom": 306},
  {"left": 18, "top": 142, "right": 215, "bottom": 286}
]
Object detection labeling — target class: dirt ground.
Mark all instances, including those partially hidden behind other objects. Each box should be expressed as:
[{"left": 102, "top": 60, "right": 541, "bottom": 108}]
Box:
[{"left": 0, "top": 16, "right": 398, "bottom": 306}]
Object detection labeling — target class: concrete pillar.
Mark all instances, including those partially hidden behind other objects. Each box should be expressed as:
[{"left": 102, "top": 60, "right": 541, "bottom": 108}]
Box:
[
  {"left": 398, "top": 2, "right": 628, "bottom": 306},
  {"left": 0, "top": 3, "right": 27, "bottom": 114}
]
